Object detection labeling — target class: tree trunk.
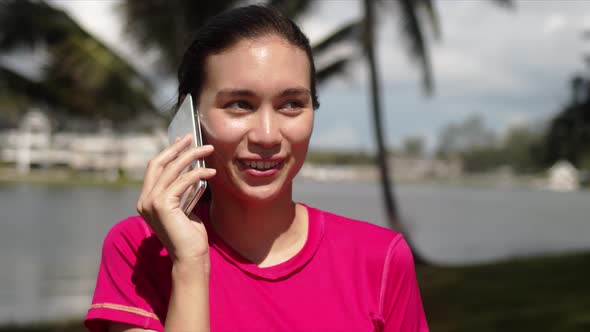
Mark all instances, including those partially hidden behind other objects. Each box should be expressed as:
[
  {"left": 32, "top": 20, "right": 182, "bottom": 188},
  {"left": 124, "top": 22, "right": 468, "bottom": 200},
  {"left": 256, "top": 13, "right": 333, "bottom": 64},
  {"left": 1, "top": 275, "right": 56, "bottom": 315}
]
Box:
[
  {"left": 362, "top": 0, "right": 426, "bottom": 265},
  {"left": 362, "top": 0, "right": 400, "bottom": 229}
]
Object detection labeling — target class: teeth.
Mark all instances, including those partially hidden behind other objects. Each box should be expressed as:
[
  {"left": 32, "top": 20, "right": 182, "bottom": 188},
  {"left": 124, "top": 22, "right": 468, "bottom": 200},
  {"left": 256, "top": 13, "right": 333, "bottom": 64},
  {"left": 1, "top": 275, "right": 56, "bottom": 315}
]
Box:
[{"left": 244, "top": 160, "right": 279, "bottom": 170}]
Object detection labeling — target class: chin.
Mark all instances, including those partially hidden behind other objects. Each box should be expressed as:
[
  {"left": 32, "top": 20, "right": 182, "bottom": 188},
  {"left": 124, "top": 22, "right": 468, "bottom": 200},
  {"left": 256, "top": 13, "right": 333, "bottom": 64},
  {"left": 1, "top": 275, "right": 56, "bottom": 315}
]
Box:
[{"left": 237, "top": 182, "right": 289, "bottom": 204}]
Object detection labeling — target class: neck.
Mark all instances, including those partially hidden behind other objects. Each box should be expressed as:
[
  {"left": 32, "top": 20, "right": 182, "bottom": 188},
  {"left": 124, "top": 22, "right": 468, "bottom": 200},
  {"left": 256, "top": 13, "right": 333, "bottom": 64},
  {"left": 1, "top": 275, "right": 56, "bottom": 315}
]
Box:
[{"left": 208, "top": 184, "right": 308, "bottom": 267}]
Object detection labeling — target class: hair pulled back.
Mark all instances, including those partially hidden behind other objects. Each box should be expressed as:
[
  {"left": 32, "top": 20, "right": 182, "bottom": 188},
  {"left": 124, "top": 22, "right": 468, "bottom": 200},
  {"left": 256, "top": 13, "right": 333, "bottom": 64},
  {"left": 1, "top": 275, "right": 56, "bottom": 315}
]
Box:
[{"left": 177, "top": 5, "right": 320, "bottom": 110}]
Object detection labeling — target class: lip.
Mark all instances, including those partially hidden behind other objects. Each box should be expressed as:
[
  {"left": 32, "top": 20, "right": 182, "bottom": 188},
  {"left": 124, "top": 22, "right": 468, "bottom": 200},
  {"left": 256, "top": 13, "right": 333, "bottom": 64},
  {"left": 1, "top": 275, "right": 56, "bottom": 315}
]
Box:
[{"left": 237, "top": 158, "right": 285, "bottom": 178}]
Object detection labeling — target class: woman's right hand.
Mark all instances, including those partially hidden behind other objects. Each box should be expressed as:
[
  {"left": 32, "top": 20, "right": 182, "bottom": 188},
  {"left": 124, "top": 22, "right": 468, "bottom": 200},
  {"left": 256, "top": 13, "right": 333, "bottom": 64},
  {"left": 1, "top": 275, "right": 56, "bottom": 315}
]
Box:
[{"left": 136, "top": 134, "right": 216, "bottom": 265}]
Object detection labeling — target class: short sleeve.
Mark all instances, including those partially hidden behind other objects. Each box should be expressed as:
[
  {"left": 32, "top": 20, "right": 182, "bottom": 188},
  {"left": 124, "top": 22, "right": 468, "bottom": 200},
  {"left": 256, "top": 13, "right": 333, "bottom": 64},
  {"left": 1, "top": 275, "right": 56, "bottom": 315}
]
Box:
[
  {"left": 84, "top": 217, "right": 169, "bottom": 332},
  {"left": 379, "top": 235, "right": 429, "bottom": 332}
]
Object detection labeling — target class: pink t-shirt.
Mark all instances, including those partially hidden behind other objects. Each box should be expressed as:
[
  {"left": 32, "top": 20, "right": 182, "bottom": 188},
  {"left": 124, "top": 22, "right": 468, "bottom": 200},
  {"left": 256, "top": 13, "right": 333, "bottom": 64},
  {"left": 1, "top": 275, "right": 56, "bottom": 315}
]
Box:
[{"left": 85, "top": 203, "right": 429, "bottom": 332}]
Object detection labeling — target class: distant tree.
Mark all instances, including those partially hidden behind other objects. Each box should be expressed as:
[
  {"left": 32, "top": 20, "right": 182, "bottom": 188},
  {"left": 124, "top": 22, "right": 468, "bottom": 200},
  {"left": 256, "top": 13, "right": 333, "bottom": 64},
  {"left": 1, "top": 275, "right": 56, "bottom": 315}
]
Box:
[
  {"left": 502, "top": 125, "right": 543, "bottom": 173},
  {"left": 543, "top": 94, "right": 590, "bottom": 169},
  {"left": 436, "top": 114, "right": 496, "bottom": 159},
  {"left": 436, "top": 117, "right": 544, "bottom": 174},
  {"left": 541, "top": 31, "right": 590, "bottom": 170},
  {"left": 306, "top": 150, "right": 375, "bottom": 165},
  {"left": 402, "top": 135, "right": 425, "bottom": 157}
]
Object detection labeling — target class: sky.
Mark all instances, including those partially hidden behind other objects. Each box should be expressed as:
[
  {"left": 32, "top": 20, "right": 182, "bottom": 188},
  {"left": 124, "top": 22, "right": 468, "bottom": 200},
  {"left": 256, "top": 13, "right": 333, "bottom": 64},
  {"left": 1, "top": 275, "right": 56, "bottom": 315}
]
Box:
[{"left": 50, "top": 0, "right": 590, "bottom": 152}]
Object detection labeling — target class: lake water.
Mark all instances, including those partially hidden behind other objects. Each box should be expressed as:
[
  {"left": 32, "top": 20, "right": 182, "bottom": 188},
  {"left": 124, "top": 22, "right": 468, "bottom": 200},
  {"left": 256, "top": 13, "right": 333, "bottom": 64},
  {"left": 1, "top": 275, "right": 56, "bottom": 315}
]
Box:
[{"left": 0, "top": 180, "right": 588, "bottom": 323}]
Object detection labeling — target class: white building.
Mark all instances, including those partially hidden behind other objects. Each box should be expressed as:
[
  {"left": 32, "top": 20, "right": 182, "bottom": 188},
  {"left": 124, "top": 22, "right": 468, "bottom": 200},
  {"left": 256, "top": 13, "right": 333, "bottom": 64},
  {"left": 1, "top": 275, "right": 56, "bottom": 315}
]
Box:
[
  {"left": 0, "top": 110, "right": 167, "bottom": 179},
  {"left": 0, "top": 109, "right": 52, "bottom": 173},
  {"left": 548, "top": 160, "right": 579, "bottom": 192}
]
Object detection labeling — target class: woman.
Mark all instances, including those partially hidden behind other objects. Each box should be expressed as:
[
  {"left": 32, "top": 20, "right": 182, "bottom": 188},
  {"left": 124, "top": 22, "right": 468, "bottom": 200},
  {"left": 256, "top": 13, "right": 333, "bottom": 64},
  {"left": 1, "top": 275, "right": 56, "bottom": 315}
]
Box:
[{"left": 84, "top": 5, "right": 428, "bottom": 332}]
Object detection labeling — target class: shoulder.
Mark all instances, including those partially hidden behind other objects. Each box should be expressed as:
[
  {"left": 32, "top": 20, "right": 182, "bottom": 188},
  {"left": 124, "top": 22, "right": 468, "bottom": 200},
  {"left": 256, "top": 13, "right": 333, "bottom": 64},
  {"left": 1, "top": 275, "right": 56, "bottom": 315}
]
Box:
[
  {"left": 100, "top": 216, "right": 160, "bottom": 262},
  {"left": 307, "top": 204, "right": 402, "bottom": 249},
  {"left": 305, "top": 204, "right": 414, "bottom": 269},
  {"left": 103, "top": 216, "right": 153, "bottom": 246},
  {"left": 86, "top": 217, "right": 168, "bottom": 331},
  {"left": 304, "top": 205, "right": 420, "bottom": 304}
]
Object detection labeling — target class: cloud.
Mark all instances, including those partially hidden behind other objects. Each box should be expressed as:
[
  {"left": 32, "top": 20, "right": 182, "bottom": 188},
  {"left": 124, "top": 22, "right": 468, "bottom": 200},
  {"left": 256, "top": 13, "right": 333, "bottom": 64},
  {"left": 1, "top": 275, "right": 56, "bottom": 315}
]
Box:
[
  {"left": 432, "top": 47, "right": 523, "bottom": 96},
  {"left": 544, "top": 13, "right": 567, "bottom": 35}
]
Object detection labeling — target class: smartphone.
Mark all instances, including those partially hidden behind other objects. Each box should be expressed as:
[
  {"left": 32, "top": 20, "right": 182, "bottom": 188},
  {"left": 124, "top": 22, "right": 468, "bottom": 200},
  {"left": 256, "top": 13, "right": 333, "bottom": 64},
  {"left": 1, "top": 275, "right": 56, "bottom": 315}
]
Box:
[{"left": 167, "top": 94, "right": 207, "bottom": 215}]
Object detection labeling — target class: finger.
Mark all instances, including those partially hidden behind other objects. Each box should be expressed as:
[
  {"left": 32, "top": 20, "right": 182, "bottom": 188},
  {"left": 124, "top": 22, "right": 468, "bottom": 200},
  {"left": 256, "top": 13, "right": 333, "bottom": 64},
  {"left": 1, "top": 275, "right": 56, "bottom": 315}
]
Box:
[
  {"left": 138, "top": 134, "right": 194, "bottom": 212},
  {"left": 141, "top": 134, "right": 193, "bottom": 197},
  {"left": 164, "top": 167, "right": 216, "bottom": 203},
  {"left": 151, "top": 145, "right": 215, "bottom": 196},
  {"left": 152, "top": 144, "right": 214, "bottom": 194}
]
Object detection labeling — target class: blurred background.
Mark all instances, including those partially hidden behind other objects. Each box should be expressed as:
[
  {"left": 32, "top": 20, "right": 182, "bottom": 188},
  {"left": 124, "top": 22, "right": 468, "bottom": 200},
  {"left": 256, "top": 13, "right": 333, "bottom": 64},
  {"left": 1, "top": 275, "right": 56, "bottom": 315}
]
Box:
[{"left": 1, "top": 0, "right": 589, "bottom": 331}]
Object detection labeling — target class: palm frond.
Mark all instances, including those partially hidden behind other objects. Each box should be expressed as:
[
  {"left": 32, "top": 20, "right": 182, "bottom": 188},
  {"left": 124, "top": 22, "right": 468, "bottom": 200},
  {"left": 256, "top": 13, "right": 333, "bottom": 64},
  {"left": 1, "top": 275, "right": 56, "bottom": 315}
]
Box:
[
  {"left": 0, "top": 0, "right": 150, "bottom": 87},
  {"left": 396, "top": 0, "right": 434, "bottom": 95},
  {"left": 316, "top": 56, "right": 356, "bottom": 84},
  {"left": 0, "top": 0, "right": 157, "bottom": 120},
  {"left": 268, "top": 0, "right": 315, "bottom": 19},
  {"left": 0, "top": 65, "right": 51, "bottom": 101},
  {"left": 416, "top": 0, "right": 441, "bottom": 41},
  {"left": 0, "top": 0, "right": 67, "bottom": 50},
  {"left": 312, "top": 20, "right": 363, "bottom": 55},
  {"left": 490, "top": 0, "right": 515, "bottom": 8},
  {"left": 119, "top": 0, "right": 240, "bottom": 73}
]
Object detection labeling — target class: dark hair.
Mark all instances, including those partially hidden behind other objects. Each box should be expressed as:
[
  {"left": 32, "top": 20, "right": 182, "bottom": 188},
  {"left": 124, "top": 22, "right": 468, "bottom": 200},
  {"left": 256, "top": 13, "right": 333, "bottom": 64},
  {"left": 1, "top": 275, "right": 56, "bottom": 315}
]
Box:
[{"left": 177, "top": 4, "right": 319, "bottom": 110}]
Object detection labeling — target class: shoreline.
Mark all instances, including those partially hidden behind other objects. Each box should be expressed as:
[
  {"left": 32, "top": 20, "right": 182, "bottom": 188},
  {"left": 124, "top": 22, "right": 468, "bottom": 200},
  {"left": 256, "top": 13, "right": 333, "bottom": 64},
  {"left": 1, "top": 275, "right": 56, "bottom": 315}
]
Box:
[
  {"left": 0, "top": 167, "right": 142, "bottom": 188},
  {"left": 2, "top": 166, "right": 583, "bottom": 193}
]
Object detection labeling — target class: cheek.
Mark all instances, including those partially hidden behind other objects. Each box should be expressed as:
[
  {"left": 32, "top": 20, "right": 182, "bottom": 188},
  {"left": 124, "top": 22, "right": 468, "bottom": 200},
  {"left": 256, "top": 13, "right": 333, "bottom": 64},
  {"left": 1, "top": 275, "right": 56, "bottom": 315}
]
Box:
[
  {"left": 283, "top": 115, "right": 314, "bottom": 151},
  {"left": 200, "top": 112, "right": 247, "bottom": 145}
]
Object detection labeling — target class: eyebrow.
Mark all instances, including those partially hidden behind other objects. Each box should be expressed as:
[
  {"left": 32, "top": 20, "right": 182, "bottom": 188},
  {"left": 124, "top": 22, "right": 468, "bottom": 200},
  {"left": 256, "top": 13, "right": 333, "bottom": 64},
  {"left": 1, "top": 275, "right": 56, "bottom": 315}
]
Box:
[
  {"left": 216, "top": 88, "right": 256, "bottom": 99},
  {"left": 215, "top": 87, "right": 311, "bottom": 99},
  {"left": 278, "top": 87, "right": 311, "bottom": 98}
]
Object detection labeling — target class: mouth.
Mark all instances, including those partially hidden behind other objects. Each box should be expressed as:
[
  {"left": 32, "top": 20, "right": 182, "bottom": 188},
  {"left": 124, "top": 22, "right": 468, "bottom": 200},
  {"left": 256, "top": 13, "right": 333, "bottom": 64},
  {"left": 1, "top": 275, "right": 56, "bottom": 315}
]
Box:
[
  {"left": 238, "top": 158, "right": 285, "bottom": 177},
  {"left": 242, "top": 160, "right": 282, "bottom": 170}
]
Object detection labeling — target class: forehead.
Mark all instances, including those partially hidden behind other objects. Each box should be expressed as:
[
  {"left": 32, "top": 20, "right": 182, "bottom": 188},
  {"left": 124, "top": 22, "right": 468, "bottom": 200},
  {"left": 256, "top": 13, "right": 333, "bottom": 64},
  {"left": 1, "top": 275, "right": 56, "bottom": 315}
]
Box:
[{"left": 203, "top": 36, "right": 311, "bottom": 92}]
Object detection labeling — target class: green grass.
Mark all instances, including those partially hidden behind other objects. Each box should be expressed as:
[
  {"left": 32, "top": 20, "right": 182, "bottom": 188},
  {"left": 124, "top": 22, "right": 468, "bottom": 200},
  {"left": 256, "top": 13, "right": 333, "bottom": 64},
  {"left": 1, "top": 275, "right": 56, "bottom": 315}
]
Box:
[
  {"left": 0, "top": 321, "right": 85, "bottom": 332},
  {"left": 419, "top": 251, "right": 590, "bottom": 332},
  {"left": 1, "top": 251, "right": 589, "bottom": 332}
]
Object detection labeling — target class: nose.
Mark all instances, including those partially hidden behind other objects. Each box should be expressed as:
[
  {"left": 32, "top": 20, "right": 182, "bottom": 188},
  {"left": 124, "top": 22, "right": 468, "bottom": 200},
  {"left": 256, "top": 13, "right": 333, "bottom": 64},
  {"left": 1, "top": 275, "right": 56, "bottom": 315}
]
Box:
[{"left": 248, "top": 106, "right": 282, "bottom": 148}]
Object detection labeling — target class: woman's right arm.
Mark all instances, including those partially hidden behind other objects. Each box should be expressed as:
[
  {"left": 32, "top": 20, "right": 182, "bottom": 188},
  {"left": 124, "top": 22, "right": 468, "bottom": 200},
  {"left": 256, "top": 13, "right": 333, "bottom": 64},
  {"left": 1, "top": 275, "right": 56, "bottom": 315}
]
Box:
[
  {"left": 108, "top": 257, "right": 209, "bottom": 332},
  {"left": 110, "top": 134, "right": 216, "bottom": 332}
]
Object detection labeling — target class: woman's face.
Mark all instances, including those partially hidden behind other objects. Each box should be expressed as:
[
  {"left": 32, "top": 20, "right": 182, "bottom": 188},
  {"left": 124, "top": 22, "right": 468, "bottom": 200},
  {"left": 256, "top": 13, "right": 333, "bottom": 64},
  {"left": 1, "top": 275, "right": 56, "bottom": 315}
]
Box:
[{"left": 197, "top": 35, "right": 314, "bottom": 203}]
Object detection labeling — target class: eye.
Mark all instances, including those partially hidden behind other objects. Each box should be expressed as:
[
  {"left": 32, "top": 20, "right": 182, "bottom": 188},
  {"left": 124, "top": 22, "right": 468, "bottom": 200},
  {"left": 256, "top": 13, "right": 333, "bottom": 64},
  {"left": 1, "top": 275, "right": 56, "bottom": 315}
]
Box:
[
  {"left": 224, "top": 100, "right": 253, "bottom": 112},
  {"left": 280, "top": 100, "right": 304, "bottom": 112}
]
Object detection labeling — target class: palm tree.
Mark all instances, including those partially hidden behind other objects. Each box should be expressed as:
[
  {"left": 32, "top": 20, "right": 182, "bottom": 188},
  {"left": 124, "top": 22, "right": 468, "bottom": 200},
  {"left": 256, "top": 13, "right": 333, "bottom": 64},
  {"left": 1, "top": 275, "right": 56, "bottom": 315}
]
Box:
[
  {"left": 0, "top": 0, "right": 157, "bottom": 123},
  {"left": 285, "top": 0, "right": 512, "bottom": 235},
  {"left": 119, "top": 0, "right": 241, "bottom": 75},
  {"left": 119, "top": 0, "right": 358, "bottom": 87}
]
